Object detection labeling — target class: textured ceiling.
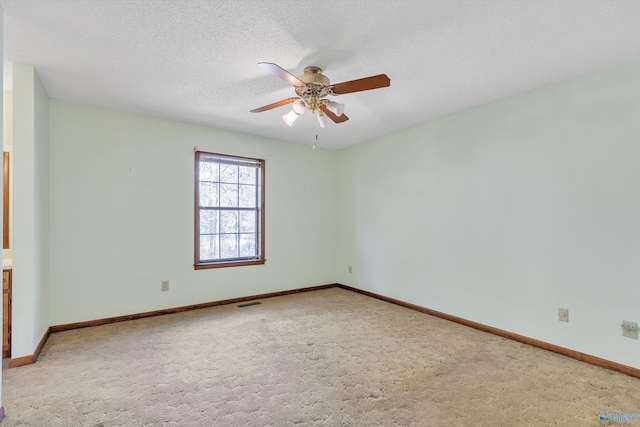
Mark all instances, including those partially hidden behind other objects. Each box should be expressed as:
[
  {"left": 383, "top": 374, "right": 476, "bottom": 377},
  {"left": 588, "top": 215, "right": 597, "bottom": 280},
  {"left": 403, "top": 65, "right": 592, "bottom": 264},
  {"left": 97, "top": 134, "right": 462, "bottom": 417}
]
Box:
[{"left": 3, "top": 0, "right": 640, "bottom": 150}]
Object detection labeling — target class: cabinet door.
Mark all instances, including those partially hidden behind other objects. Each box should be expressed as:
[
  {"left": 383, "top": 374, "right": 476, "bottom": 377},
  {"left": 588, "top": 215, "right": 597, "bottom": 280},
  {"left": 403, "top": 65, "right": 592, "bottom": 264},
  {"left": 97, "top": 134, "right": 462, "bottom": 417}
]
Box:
[{"left": 3, "top": 270, "right": 10, "bottom": 357}]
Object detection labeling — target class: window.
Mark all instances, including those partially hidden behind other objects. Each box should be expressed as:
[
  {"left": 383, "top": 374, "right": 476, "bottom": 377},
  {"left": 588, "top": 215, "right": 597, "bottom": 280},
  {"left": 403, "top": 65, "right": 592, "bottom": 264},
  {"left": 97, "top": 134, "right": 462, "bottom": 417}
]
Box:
[{"left": 194, "top": 151, "right": 265, "bottom": 269}]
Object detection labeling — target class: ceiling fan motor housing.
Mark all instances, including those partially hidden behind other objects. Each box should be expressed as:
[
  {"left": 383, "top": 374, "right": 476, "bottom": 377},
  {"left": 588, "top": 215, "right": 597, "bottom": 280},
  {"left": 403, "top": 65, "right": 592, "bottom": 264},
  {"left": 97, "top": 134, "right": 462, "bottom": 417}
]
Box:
[
  {"left": 295, "top": 67, "right": 333, "bottom": 112},
  {"left": 299, "top": 66, "right": 330, "bottom": 86}
]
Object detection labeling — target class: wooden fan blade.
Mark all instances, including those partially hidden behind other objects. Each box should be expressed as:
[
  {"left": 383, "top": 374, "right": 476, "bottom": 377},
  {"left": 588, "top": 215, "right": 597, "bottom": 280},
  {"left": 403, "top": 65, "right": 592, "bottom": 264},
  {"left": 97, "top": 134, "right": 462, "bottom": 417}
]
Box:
[
  {"left": 331, "top": 74, "right": 390, "bottom": 95},
  {"left": 258, "top": 62, "right": 306, "bottom": 87},
  {"left": 320, "top": 104, "right": 349, "bottom": 123},
  {"left": 250, "top": 97, "right": 299, "bottom": 113}
]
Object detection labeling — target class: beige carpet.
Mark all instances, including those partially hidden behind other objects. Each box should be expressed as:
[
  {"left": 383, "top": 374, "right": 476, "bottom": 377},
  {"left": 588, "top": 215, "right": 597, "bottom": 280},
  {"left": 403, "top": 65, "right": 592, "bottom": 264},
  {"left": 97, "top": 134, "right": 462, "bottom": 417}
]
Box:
[{"left": 2, "top": 287, "right": 639, "bottom": 426}]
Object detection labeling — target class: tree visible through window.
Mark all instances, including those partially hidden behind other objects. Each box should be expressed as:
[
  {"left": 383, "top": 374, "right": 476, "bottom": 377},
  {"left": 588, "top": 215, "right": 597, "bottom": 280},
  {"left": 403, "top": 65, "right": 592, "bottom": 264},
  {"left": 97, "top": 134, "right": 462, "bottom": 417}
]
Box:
[{"left": 195, "top": 151, "right": 265, "bottom": 269}]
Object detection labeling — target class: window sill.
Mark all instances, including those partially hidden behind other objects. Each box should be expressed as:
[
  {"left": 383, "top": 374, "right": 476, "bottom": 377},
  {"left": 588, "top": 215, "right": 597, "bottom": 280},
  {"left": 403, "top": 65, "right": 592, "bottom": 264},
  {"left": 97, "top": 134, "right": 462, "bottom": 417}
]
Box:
[{"left": 194, "top": 259, "right": 266, "bottom": 270}]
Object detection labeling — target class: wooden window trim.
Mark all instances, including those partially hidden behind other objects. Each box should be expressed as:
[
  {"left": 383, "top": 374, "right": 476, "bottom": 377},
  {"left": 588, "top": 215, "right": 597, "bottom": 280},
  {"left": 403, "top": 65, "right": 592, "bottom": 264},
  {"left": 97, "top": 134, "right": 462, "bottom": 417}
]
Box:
[
  {"left": 194, "top": 259, "right": 266, "bottom": 270},
  {"left": 194, "top": 151, "right": 265, "bottom": 270}
]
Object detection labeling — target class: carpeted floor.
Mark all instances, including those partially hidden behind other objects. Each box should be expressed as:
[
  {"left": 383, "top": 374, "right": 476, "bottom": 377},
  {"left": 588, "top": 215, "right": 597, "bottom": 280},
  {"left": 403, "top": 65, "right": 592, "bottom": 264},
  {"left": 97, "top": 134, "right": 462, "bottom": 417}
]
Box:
[{"left": 2, "top": 287, "right": 639, "bottom": 426}]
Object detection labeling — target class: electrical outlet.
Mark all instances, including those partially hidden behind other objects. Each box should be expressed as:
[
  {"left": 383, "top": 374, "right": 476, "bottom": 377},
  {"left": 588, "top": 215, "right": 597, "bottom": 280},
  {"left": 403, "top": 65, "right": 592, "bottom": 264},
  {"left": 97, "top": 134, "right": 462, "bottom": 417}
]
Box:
[
  {"left": 348, "top": 266, "right": 352, "bottom": 274},
  {"left": 161, "top": 280, "right": 169, "bottom": 292},
  {"left": 558, "top": 308, "right": 569, "bottom": 322},
  {"left": 621, "top": 321, "right": 638, "bottom": 339}
]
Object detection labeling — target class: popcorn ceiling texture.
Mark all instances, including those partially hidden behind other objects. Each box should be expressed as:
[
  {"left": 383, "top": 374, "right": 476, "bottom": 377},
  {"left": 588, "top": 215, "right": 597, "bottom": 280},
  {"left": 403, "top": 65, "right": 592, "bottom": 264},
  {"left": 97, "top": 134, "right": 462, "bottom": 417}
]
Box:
[
  {"left": 4, "top": 0, "right": 640, "bottom": 149},
  {"left": 2, "top": 288, "right": 639, "bottom": 426}
]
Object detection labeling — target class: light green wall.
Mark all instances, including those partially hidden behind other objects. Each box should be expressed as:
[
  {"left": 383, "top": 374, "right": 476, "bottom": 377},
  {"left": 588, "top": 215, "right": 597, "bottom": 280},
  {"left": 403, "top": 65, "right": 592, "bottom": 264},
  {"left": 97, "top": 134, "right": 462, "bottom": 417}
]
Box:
[
  {"left": 34, "top": 68, "right": 50, "bottom": 351},
  {"left": 336, "top": 56, "right": 640, "bottom": 369},
  {"left": 12, "top": 63, "right": 50, "bottom": 358},
  {"left": 48, "top": 101, "right": 338, "bottom": 325},
  {"left": 15, "top": 52, "right": 640, "bottom": 371}
]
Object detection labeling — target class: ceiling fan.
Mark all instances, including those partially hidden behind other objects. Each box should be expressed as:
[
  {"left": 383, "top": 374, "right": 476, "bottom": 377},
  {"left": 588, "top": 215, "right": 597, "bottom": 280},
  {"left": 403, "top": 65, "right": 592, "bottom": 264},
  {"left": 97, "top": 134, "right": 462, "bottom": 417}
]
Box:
[{"left": 250, "top": 62, "right": 390, "bottom": 128}]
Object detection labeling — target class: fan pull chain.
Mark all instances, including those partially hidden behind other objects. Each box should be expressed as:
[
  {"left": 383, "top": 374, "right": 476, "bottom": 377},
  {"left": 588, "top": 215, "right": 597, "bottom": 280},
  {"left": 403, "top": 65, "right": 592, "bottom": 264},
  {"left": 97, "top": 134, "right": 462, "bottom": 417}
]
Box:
[{"left": 312, "top": 112, "right": 318, "bottom": 150}]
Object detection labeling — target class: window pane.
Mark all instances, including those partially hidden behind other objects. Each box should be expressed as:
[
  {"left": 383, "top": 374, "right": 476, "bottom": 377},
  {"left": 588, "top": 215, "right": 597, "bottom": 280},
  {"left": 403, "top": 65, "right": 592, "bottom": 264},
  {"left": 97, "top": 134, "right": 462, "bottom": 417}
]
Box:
[
  {"left": 220, "top": 183, "right": 239, "bottom": 207},
  {"left": 200, "top": 234, "right": 219, "bottom": 260},
  {"left": 239, "top": 166, "right": 256, "bottom": 184},
  {"left": 199, "top": 161, "right": 219, "bottom": 182},
  {"left": 220, "top": 210, "right": 238, "bottom": 234},
  {"left": 239, "top": 234, "right": 256, "bottom": 257},
  {"left": 195, "top": 152, "right": 264, "bottom": 268},
  {"left": 239, "top": 211, "right": 256, "bottom": 233},
  {"left": 200, "top": 210, "right": 218, "bottom": 234},
  {"left": 239, "top": 185, "right": 256, "bottom": 208},
  {"left": 220, "top": 164, "right": 238, "bottom": 184},
  {"left": 220, "top": 234, "right": 238, "bottom": 259},
  {"left": 199, "top": 183, "right": 218, "bottom": 207}
]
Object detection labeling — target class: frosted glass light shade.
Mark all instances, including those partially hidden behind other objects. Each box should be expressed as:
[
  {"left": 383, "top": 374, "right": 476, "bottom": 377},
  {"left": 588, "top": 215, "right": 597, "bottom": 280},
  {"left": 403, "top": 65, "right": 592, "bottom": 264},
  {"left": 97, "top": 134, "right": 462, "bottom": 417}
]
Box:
[
  {"left": 317, "top": 113, "right": 331, "bottom": 128},
  {"left": 292, "top": 99, "right": 307, "bottom": 115},
  {"left": 326, "top": 101, "right": 344, "bottom": 116},
  {"left": 283, "top": 109, "right": 300, "bottom": 126}
]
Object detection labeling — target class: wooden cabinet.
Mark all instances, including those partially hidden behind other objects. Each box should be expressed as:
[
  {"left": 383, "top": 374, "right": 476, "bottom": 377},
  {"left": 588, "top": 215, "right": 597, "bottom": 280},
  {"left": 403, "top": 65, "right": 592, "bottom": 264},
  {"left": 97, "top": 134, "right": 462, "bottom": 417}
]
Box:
[{"left": 3, "top": 269, "right": 11, "bottom": 358}]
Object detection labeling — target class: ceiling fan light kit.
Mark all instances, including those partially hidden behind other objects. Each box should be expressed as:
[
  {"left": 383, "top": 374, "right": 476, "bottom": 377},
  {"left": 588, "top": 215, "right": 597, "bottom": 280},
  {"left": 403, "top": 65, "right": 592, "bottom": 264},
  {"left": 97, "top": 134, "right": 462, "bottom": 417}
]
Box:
[
  {"left": 317, "top": 112, "right": 331, "bottom": 128},
  {"left": 326, "top": 101, "right": 344, "bottom": 116},
  {"left": 292, "top": 99, "right": 307, "bottom": 115},
  {"left": 251, "top": 62, "right": 390, "bottom": 128},
  {"left": 282, "top": 109, "right": 301, "bottom": 126}
]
